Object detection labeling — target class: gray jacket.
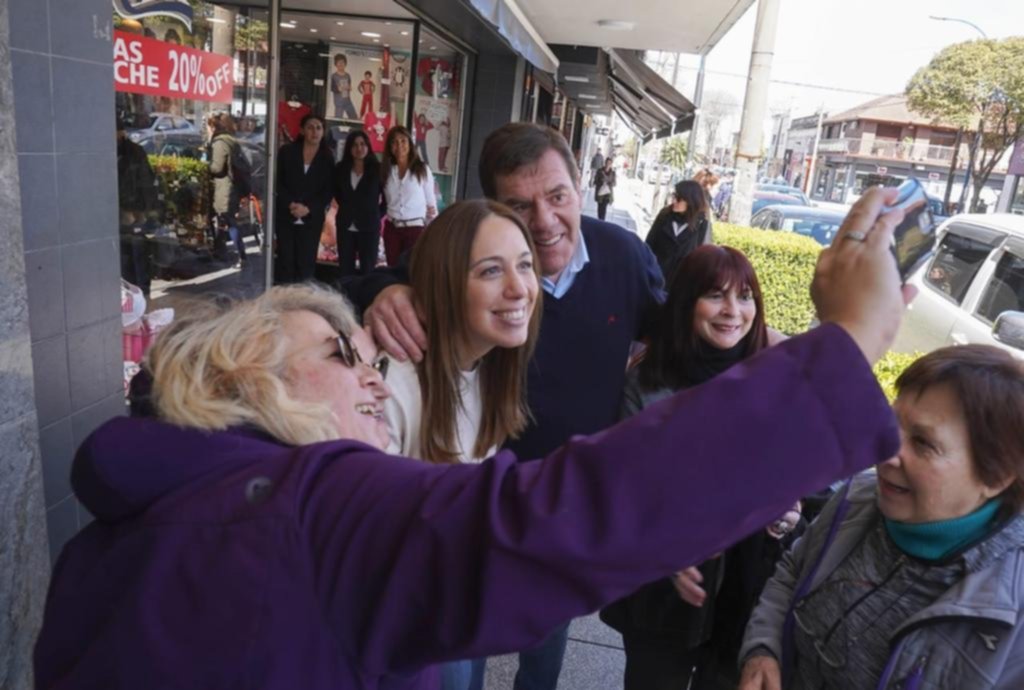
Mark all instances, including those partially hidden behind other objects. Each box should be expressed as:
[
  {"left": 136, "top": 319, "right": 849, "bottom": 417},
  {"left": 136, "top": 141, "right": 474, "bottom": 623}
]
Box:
[
  {"left": 742, "top": 474, "right": 1024, "bottom": 689},
  {"left": 209, "top": 134, "right": 240, "bottom": 216}
]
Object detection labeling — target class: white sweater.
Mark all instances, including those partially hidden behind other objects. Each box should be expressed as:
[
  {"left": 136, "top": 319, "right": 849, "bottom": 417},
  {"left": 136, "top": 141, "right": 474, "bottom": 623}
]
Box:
[{"left": 384, "top": 358, "right": 494, "bottom": 463}]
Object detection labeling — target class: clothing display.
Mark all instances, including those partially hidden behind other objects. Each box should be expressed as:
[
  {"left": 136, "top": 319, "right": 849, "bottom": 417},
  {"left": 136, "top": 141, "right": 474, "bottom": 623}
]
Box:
[
  {"left": 34, "top": 324, "right": 899, "bottom": 689},
  {"left": 279, "top": 100, "right": 311, "bottom": 143},
  {"left": 363, "top": 111, "right": 392, "bottom": 154}
]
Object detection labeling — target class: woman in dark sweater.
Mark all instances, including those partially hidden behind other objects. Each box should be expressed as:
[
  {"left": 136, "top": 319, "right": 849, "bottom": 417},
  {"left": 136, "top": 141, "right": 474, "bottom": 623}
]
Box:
[
  {"left": 601, "top": 245, "right": 801, "bottom": 690},
  {"left": 645, "top": 179, "right": 711, "bottom": 283},
  {"left": 275, "top": 113, "right": 334, "bottom": 284},
  {"left": 334, "top": 130, "right": 383, "bottom": 278}
]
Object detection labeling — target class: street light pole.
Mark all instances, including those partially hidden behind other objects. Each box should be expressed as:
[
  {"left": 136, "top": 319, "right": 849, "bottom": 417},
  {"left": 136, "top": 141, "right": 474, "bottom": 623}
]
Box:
[
  {"left": 929, "top": 15, "right": 987, "bottom": 213},
  {"left": 928, "top": 15, "right": 987, "bottom": 39}
]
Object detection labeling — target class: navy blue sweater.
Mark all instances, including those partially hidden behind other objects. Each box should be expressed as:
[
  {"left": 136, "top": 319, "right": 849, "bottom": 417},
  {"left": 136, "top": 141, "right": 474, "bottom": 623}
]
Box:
[
  {"left": 343, "top": 215, "right": 664, "bottom": 461},
  {"left": 509, "top": 217, "right": 663, "bottom": 459}
]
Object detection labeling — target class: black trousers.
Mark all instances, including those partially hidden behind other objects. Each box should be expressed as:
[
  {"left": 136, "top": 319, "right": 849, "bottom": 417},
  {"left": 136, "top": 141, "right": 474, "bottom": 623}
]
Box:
[
  {"left": 275, "top": 220, "right": 321, "bottom": 284},
  {"left": 621, "top": 635, "right": 710, "bottom": 690},
  {"left": 597, "top": 194, "right": 612, "bottom": 220},
  {"left": 338, "top": 228, "right": 380, "bottom": 278}
]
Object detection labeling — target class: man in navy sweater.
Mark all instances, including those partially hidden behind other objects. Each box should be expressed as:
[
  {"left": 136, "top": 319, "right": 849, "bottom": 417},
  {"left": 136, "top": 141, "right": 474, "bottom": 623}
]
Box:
[{"left": 349, "top": 123, "right": 664, "bottom": 690}]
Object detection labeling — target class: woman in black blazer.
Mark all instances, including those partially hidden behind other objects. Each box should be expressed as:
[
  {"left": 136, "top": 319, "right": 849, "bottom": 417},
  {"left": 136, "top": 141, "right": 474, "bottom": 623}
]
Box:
[
  {"left": 334, "top": 130, "right": 383, "bottom": 278},
  {"left": 275, "top": 113, "right": 334, "bottom": 283}
]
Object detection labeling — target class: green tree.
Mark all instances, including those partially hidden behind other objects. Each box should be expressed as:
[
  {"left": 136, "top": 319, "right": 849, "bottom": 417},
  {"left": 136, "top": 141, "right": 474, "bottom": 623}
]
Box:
[
  {"left": 906, "top": 38, "right": 1024, "bottom": 211},
  {"left": 659, "top": 135, "right": 687, "bottom": 173}
]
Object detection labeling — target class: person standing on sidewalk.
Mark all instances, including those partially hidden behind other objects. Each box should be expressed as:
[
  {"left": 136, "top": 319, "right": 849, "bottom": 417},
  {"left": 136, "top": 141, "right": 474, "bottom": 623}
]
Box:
[
  {"left": 381, "top": 125, "right": 437, "bottom": 266},
  {"left": 347, "top": 123, "right": 665, "bottom": 690},
  {"left": 645, "top": 180, "right": 712, "bottom": 282},
  {"left": 593, "top": 157, "right": 617, "bottom": 221}
]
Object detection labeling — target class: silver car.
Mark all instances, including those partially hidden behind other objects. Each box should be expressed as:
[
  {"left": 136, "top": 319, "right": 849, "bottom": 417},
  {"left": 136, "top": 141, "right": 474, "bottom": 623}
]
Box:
[{"left": 893, "top": 213, "right": 1024, "bottom": 358}]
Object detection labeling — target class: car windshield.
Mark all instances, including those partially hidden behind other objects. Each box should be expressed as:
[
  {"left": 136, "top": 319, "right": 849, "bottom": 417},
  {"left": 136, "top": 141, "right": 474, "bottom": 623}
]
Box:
[{"left": 782, "top": 217, "right": 842, "bottom": 245}]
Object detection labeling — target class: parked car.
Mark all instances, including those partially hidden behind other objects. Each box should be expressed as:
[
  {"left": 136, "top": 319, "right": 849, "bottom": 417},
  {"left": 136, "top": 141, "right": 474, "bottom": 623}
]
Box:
[
  {"left": 126, "top": 112, "right": 204, "bottom": 154},
  {"left": 750, "top": 204, "right": 846, "bottom": 246},
  {"left": 757, "top": 183, "right": 810, "bottom": 205},
  {"left": 892, "top": 213, "right": 1024, "bottom": 359},
  {"left": 752, "top": 191, "right": 804, "bottom": 215}
]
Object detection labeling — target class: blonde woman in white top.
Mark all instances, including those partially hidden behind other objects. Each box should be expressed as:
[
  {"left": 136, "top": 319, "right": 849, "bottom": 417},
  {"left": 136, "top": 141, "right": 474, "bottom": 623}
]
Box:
[
  {"left": 384, "top": 199, "right": 541, "bottom": 466},
  {"left": 381, "top": 125, "right": 437, "bottom": 266}
]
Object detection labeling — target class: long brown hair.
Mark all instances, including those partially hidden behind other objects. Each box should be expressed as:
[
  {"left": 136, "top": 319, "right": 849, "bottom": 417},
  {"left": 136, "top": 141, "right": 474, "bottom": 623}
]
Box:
[
  {"left": 382, "top": 125, "right": 428, "bottom": 182},
  {"left": 409, "top": 200, "right": 542, "bottom": 463}
]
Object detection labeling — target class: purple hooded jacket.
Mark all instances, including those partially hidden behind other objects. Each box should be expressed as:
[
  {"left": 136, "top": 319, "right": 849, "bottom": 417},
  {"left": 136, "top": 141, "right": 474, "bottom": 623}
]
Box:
[{"left": 34, "top": 324, "right": 898, "bottom": 689}]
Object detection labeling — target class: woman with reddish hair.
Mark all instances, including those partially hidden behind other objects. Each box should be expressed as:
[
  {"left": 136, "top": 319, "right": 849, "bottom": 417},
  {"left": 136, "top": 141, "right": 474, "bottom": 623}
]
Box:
[{"left": 602, "top": 245, "right": 801, "bottom": 690}]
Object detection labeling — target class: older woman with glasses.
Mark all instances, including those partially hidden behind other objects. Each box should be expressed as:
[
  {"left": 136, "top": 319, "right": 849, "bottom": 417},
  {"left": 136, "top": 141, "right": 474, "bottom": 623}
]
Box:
[
  {"left": 740, "top": 345, "right": 1024, "bottom": 690},
  {"left": 34, "top": 188, "right": 913, "bottom": 690}
]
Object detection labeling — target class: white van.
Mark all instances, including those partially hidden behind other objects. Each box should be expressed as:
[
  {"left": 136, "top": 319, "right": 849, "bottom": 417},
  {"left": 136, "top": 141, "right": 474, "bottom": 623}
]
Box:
[{"left": 893, "top": 213, "right": 1024, "bottom": 358}]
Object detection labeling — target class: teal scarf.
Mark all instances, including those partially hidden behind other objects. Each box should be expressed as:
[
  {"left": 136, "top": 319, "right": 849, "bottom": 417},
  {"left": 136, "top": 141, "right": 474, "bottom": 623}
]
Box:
[{"left": 884, "top": 499, "right": 1002, "bottom": 561}]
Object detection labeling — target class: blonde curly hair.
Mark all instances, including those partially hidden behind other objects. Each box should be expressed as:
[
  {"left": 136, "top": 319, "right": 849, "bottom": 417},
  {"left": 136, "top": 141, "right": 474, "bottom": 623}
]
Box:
[{"left": 145, "top": 284, "right": 360, "bottom": 446}]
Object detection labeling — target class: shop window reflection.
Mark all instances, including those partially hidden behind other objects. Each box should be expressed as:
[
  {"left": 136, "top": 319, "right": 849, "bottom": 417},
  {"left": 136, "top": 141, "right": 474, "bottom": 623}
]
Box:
[{"left": 113, "top": 2, "right": 269, "bottom": 394}]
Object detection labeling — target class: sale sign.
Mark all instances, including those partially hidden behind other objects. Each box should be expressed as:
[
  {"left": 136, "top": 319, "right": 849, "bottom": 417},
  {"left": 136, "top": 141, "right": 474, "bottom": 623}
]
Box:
[{"left": 113, "top": 30, "right": 233, "bottom": 103}]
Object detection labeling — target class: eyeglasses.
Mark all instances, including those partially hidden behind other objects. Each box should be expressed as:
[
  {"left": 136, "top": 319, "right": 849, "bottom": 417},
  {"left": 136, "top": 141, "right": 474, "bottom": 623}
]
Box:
[{"left": 337, "top": 332, "right": 389, "bottom": 380}]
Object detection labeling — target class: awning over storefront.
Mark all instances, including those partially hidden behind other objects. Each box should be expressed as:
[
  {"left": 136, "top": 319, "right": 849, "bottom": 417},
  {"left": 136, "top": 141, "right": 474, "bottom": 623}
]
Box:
[
  {"left": 608, "top": 49, "right": 695, "bottom": 143},
  {"left": 465, "top": 0, "right": 559, "bottom": 74}
]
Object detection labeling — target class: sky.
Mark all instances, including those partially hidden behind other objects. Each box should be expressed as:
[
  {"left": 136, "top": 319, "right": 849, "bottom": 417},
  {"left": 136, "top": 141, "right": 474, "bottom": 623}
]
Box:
[{"left": 637, "top": 0, "right": 1024, "bottom": 150}]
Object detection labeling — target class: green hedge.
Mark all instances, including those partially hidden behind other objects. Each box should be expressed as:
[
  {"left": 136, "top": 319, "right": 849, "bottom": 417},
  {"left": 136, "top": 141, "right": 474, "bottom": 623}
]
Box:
[
  {"left": 714, "top": 223, "right": 821, "bottom": 335},
  {"left": 873, "top": 350, "right": 921, "bottom": 402},
  {"left": 713, "top": 222, "right": 921, "bottom": 398}
]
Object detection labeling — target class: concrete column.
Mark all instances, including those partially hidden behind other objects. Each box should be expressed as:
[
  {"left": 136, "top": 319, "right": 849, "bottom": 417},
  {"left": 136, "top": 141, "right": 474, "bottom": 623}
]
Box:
[
  {"left": 729, "top": 0, "right": 782, "bottom": 226},
  {"left": 0, "top": 2, "right": 51, "bottom": 687}
]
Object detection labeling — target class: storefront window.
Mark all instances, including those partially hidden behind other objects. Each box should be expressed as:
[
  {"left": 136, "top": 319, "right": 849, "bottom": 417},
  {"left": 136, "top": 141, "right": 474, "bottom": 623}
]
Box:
[
  {"left": 413, "top": 28, "right": 466, "bottom": 210},
  {"left": 276, "top": 12, "right": 415, "bottom": 276},
  {"left": 113, "top": 1, "right": 269, "bottom": 392}
]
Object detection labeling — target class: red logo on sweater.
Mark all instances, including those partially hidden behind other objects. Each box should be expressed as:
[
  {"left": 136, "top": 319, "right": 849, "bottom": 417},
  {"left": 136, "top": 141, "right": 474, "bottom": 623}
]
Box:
[{"left": 607, "top": 314, "right": 617, "bottom": 325}]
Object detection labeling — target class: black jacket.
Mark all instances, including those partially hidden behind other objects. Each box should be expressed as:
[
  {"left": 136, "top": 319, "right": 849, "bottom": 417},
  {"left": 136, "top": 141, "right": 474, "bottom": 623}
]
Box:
[
  {"left": 333, "top": 162, "right": 383, "bottom": 234},
  {"left": 644, "top": 207, "right": 709, "bottom": 281},
  {"left": 275, "top": 141, "right": 335, "bottom": 229}
]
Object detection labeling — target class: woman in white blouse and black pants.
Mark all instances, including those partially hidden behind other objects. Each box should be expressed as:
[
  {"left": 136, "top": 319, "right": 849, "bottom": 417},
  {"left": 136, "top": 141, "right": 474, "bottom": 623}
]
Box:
[{"left": 381, "top": 125, "right": 437, "bottom": 266}]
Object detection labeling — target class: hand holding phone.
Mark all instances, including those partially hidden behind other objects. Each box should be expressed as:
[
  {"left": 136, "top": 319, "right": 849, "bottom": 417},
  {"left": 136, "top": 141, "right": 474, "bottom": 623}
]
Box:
[{"left": 884, "top": 178, "right": 938, "bottom": 282}]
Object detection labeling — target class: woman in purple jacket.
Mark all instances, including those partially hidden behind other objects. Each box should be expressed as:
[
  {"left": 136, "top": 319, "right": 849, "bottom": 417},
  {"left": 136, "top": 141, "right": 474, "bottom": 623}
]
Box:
[{"left": 36, "top": 189, "right": 910, "bottom": 690}]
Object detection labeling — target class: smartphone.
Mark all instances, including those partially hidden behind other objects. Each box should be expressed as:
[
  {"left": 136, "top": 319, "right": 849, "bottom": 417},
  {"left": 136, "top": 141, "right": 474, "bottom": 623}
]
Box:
[{"left": 884, "top": 178, "right": 938, "bottom": 282}]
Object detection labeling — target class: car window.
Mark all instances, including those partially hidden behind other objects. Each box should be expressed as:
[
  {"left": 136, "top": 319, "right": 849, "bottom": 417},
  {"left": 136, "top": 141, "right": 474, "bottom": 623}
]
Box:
[
  {"left": 924, "top": 229, "right": 999, "bottom": 304},
  {"left": 976, "top": 248, "right": 1024, "bottom": 323},
  {"left": 173, "top": 117, "right": 189, "bottom": 130},
  {"left": 783, "top": 218, "right": 841, "bottom": 244},
  {"left": 751, "top": 210, "right": 771, "bottom": 227}
]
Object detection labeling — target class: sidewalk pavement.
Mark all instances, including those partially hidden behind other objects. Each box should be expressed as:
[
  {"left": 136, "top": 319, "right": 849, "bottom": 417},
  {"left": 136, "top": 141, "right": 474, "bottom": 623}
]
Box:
[{"left": 581, "top": 177, "right": 657, "bottom": 241}]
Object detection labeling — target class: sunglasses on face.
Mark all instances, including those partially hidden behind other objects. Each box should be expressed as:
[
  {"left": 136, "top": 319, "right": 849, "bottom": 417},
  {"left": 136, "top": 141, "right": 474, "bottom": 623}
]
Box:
[{"left": 336, "top": 332, "right": 389, "bottom": 380}]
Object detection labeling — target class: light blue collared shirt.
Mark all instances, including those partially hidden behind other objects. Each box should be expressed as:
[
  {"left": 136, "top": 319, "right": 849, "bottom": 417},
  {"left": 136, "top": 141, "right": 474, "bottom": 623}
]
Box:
[{"left": 541, "top": 229, "right": 590, "bottom": 299}]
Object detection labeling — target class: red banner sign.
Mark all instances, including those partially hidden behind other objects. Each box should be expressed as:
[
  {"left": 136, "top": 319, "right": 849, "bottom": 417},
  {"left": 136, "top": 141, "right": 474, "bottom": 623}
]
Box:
[{"left": 114, "top": 30, "right": 233, "bottom": 103}]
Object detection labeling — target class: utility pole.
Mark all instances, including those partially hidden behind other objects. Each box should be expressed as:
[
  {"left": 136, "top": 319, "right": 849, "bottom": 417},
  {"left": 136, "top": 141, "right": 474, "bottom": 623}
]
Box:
[
  {"left": 942, "top": 129, "right": 963, "bottom": 212},
  {"left": 686, "top": 53, "right": 707, "bottom": 170},
  {"left": 804, "top": 108, "right": 825, "bottom": 197},
  {"left": 729, "top": 0, "right": 782, "bottom": 227}
]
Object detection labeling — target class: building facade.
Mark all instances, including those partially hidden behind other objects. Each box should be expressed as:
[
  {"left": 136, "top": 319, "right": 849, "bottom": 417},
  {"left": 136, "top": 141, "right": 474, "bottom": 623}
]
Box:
[{"left": 808, "top": 94, "right": 1008, "bottom": 209}]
